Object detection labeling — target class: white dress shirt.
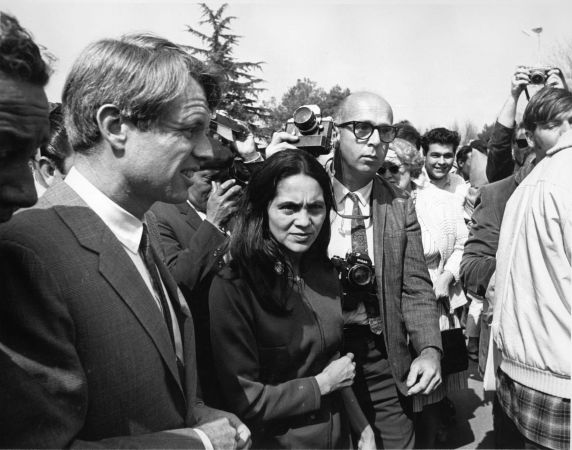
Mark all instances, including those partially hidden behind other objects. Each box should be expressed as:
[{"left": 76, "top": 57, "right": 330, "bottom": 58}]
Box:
[
  {"left": 65, "top": 168, "right": 184, "bottom": 361},
  {"left": 328, "top": 177, "right": 375, "bottom": 325}
]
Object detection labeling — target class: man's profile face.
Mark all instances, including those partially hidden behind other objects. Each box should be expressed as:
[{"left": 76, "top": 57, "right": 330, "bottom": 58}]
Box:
[
  {"left": 0, "top": 76, "right": 49, "bottom": 222},
  {"left": 337, "top": 94, "right": 393, "bottom": 179},
  {"left": 459, "top": 152, "right": 472, "bottom": 179},
  {"left": 424, "top": 143, "right": 455, "bottom": 181},
  {"left": 123, "top": 78, "right": 214, "bottom": 207}
]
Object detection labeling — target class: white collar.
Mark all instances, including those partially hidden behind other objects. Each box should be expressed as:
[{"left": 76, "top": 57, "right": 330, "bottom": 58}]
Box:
[
  {"left": 332, "top": 177, "right": 372, "bottom": 207},
  {"left": 65, "top": 167, "right": 143, "bottom": 254}
]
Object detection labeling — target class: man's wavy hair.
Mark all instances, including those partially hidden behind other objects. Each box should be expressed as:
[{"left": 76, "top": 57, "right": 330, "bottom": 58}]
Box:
[
  {"left": 421, "top": 127, "right": 461, "bottom": 155},
  {"left": 0, "top": 12, "right": 50, "bottom": 85},
  {"left": 522, "top": 87, "right": 572, "bottom": 132},
  {"left": 230, "top": 149, "right": 334, "bottom": 314},
  {"left": 62, "top": 33, "right": 222, "bottom": 153}
]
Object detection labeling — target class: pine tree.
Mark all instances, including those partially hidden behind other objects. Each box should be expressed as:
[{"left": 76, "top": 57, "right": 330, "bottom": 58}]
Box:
[{"left": 185, "top": 3, "right": 267, "bottom": 122}]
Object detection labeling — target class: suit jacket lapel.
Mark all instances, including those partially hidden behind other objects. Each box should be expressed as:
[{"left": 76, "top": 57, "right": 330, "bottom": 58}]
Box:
[
  {"left": 372, "top": 176, "right": 387, "bottom": 286},
  {"left": 177, "top": 202, "right": 203, "bottom": 231},
  {"left": 50, "top": 183, "right": 185, "bottom": 397}
]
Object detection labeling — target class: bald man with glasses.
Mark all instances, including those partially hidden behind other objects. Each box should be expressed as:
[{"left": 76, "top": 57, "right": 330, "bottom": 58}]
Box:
[{"left": 267, "top": 92, "right": 442, "bottom": 449}]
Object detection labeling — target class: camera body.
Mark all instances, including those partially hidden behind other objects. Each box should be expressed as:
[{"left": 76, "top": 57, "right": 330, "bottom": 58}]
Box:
[
  {"left": 331, "top": 252, "right": 376, "bottom": 311},
  {"left": 284, "top": 105, "right": 335, "bottom": 157},
  {"left": 521, "top": 65, "right": 556, "bottom": 85}
]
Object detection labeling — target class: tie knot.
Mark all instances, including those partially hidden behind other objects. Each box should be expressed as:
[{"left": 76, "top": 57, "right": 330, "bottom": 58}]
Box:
[{"left": 347, "top": 192, "right": 360, "bottom": 205}]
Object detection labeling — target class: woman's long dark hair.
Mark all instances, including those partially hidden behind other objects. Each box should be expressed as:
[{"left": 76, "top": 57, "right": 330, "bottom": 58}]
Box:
[{"left": 230, "top": 149, "right": 334, "bottom": 314}]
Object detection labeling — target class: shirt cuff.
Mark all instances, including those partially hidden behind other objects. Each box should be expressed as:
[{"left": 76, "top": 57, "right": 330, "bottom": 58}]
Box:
[{"left": 193, "top": 428, "right": 214, "bottom": 450}]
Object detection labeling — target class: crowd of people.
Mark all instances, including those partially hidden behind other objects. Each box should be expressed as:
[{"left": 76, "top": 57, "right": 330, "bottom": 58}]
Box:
[{"left": 0, "top": 11, "right": 570, "bottom": 450}]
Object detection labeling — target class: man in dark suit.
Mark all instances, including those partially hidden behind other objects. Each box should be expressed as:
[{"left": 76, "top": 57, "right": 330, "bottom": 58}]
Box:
[
  {"left": 151, "top": 144, "right": 241, "bottom": 408},
  {"left": 0, "top": 33, "right": 249, "bottom": 448},
  {"left": 267, "top": 92, "right": 442, "bottom": 448}
]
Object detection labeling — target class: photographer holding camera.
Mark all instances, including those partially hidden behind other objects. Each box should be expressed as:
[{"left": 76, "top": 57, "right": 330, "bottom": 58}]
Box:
[
  {"left": 268, "top": 92, "right": 442, "bottom": 449},
  {"left": 486, "top": 65, "right": 567, "bottom": 182}
]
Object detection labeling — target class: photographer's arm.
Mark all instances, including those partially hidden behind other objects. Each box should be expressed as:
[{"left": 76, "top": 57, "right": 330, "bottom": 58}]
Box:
[{"left": 486, "top": 67, "right": 530, "bottom": 182}]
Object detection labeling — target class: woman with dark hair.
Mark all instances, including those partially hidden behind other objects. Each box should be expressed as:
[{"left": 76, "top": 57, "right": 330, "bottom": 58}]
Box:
[{"left": 210, "top": 149, "right": 374, "bottom": 449}]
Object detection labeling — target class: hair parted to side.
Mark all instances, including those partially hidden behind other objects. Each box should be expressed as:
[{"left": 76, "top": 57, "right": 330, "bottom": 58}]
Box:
[
  {"left": 522, "top": 87, "right": 572, "bottom": 132},
  {"left": 230, "top": 149, "right": 334, "bottom": 314},
  {"left": 0, "top": 12, "right": 50, "bottom": 85},
  {"left": 420, "top": 127, "right": 461, "bottom": 155},
  {"left": 62, "top": 33, "right": 221, "bottom": 153}
]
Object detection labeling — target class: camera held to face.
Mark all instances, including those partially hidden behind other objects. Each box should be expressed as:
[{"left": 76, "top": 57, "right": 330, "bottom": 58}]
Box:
[
  {"left": 331, "top": 252, "right": 376, "bottom": 311},
  {"left": 521, "top": 65, "right": 557, "bottom": 85},
  {"left": 284, "top": 105, "right": 335, "bottom": 157}
]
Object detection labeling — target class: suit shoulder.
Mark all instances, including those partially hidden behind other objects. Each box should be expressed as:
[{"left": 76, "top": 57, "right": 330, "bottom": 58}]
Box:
[
  {"left": 373, "top": 174, "right": 410, "bottom": 201},
  {"left": 0, "top": 207, "right": 64, "bottom": 246},
  {"left": 150, "top": 201, "right": 183, "bottom": 221},
  {"left": 480, "top": 175, "right": 517, "bottom": 203}
]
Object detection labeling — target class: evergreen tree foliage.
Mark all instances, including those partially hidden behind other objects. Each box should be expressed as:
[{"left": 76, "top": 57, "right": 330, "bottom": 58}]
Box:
[{"left": 185, "top": 3, "right": 267, "bottom": 122}]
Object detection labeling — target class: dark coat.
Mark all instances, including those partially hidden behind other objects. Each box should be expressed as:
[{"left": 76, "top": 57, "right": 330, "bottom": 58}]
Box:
[
  {"left": 150, "top": 200, "right": 227, "bottom": 407},
  {"left": 0, "top": 182, "right": 207, "bottom": 448},
  {"left": 210, "top": 263, "right": 352, "bottom": 449},
  {"left": 370, "top": 175, "right": 442, "bottom": 394}
]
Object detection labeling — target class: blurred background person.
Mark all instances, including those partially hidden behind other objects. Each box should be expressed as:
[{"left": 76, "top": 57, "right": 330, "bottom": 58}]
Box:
[
  {"left": 30, "top": 102, "right": 74, "bottom": 197},
  {"left": 210, "top": 149, "right": 374, "bottom": 449}
]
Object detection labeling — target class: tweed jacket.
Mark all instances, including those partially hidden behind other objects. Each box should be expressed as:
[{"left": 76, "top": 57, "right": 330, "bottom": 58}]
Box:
[
  {"left": 0, "top": 182, "right": 208, "bottom": 448},
  {"left": 150, "top": 200, "right": 227, "bottom": 407},
  {"left": 370, "top": 175, "right": 442, "bottom": 395}
]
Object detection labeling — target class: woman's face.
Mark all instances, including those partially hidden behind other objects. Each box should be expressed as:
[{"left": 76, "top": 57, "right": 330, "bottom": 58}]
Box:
[
  {"left": 267, "top": 173, "right": 326, "bottom": 260},
  {"left": 379, "top": 161, "right": 412, "bottom": 191}
]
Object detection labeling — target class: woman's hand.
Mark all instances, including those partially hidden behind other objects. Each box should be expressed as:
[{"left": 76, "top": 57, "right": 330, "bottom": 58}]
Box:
[
  {"left": 433, "top": 270, "right": 454, "bottom": 301},
  {"left": 357, "top": 425, "right": 376, "bottom": 450},
  {"left": 315, "top": 353, "right": 355, "bottom": 395}
]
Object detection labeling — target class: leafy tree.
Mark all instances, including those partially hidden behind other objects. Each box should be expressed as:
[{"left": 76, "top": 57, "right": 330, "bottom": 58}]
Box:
[
  {"left": 264, "top": 78, "right": 351, "bottom": 132},
  {"left": 185, "top": 3, "right": 267, "bottom": 122}
]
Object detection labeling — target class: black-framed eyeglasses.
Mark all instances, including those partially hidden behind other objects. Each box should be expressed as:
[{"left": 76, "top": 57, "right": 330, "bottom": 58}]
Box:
[
  {"left": 336, "top": 121, "right": 398, "bottom": 143},
  {"left": 379, "top": 163, "right": 401, "bottom": 175}
]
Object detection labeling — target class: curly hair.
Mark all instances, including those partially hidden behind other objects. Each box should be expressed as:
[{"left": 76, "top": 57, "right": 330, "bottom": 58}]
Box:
[
  {"left": 420, "top": 127, "right": 460, "bottom": 155},
  {"left": 0, "top": 12, "right": 50, "bottom": 85},
  {"left": 230, "top": 149, "right": 334, "bottom": 314},
  {"left": 390, "top": 138, "right": 424, "bottom": 178},
  {"left": 395, "top": 120, "right": 422, "bottom": 150},
  {"left": 63, "top": 33, "right": 221, "bottom": 153}
]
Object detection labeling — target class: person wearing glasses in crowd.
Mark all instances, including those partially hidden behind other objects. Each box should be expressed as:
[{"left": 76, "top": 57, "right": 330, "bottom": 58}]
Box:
[
  {"left": 381, "top": 135, "right": 469, "bottom": 447},
  {"left": 267, "top": 92, "right": 442, "bottom": 449}
]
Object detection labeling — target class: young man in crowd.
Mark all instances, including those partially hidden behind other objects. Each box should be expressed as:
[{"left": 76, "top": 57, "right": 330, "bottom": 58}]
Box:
[
  {"left": 0, "top": 31, "right": 250, "bottom": 448},
  {"left": 267, "top": 92, "right": 442, "bottom": 449},
  {"left": 492, "top": 86, "right": 572, "bottom": 450}
]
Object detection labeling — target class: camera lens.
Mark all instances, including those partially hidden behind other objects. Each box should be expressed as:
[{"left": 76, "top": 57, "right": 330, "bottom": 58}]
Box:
[
  {"left": 348, "top": 264, "right": 373, "bottom": 287},
  {"left": 293, "top": 106, "right": 319, "bottom": 134},
  {"left": 530, "top": 70, "right": 546, "bottom": 84}
]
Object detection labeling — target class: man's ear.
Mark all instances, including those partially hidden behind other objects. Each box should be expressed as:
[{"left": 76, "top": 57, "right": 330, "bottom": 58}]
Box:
[
  {"left": 96, "top": 104, "right": 127, "bottom": 151},
  {"left": 38, "top": 157, "right": 59, "bottom": 187}
]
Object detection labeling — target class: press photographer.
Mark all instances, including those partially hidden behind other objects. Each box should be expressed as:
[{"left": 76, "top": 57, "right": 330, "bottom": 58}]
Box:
[{"left": 266, "top": 92, "right": 442, "bottom": 449}]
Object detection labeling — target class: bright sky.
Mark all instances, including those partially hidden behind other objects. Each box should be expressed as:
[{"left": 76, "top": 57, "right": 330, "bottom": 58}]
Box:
[{"left": 4, "top": 0, "right": 572, "bottom": 133}]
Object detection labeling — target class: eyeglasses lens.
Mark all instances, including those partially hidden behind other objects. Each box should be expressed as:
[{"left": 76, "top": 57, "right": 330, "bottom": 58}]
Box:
[{"left": 353, "top": 122, "right": 396, "bottom": 143}]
